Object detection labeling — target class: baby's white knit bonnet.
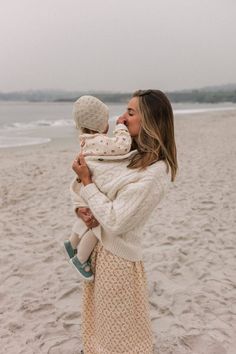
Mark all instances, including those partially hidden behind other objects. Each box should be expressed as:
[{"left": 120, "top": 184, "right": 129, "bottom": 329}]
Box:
[{"left": 73, "top": 95, "right": 109, "bottom": 133}]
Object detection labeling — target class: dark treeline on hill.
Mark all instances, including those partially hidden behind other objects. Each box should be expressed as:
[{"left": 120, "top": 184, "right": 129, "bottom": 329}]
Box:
[
  {"left": 56, "top": 93, "right": 131, "bottom": 103},
  {"left": 0, "top": 90, "right": 131, "bottom": 103},
  {"left": 167, "top": 89, "right": 236, "bottom": 103},
  {"left": 0, "top": 85, "right": 236, "bottom": 103}
]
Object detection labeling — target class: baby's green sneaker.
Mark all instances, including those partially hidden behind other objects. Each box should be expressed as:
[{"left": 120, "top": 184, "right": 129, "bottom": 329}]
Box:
[
  {"left": 70, "top": 256, "right": 94, "bottom": 282},
  {"left": 63, "top": 240, "right": 77, "bottom": 259}
]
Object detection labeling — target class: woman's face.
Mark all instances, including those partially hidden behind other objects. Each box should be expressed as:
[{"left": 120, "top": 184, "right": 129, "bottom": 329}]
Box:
[{"left": 121, "top": 97, "right": 141, "bottom": 137}]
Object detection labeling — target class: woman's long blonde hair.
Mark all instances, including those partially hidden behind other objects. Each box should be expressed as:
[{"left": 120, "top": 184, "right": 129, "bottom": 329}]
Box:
[{"left": 127, "top": 89, "right": 178, "bottom": 181}]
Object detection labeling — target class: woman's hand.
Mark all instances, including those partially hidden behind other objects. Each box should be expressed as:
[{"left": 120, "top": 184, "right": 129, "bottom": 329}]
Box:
[
  {"left": 76, "top": 207, "right": 99, "bottom": 228},
  {"left": 72, "top": 153, "right": 92, "bottom": 186}
]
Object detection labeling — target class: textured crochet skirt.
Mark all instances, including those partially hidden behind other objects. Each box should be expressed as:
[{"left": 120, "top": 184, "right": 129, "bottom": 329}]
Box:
[{"left": 81, "top": 242, "right": 154, "bottom": 354}]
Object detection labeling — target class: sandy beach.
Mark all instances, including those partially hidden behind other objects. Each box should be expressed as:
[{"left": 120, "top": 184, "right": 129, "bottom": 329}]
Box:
[{"left": 0, "top": 109, "right": 236, "bottom": 354}]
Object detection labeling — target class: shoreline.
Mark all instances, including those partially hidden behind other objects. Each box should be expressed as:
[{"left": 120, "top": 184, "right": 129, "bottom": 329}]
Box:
[{"left": 1, "top": 106, "right": 236, "bottom": 150}]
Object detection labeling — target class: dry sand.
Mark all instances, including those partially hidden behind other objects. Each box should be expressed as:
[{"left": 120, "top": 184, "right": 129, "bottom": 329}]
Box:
[{"left": 0, "top": 110, "right": 236, "bottom": 354}]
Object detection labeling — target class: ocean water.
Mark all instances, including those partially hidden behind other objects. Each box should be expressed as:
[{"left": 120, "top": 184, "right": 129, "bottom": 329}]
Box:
[
  {"left": 0, "top": 102, "right": 123, "bottom": 148},
  {"left": 0, "top": 101, "right": 235, "bottom": 148}
]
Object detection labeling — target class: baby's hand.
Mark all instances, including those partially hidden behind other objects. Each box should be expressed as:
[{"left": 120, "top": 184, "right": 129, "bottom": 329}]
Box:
[{"left": 116, "top": 116, "right": 127, "bottom": 125}]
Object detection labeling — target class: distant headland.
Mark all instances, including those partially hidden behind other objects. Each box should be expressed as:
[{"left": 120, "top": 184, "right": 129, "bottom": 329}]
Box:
[{"left": 0, "top": 84, "right": 236, "bottom": 103}]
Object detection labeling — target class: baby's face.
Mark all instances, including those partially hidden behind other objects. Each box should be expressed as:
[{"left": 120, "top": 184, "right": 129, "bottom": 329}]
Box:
[{"left": 103, "top": 124, "right": 109, "bottom": 134}]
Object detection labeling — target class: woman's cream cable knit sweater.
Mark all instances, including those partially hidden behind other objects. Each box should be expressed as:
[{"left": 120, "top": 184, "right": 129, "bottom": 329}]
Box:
[{"left": 79, "top": 157, "right": 170, "bottom": 261}]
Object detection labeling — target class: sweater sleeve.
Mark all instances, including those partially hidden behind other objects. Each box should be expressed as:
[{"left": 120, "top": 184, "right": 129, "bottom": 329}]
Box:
[
  {"left": 83, "top": 124, "right": 132, "bottom": 156},
  {"left": 108, "top": 124, "right": 132, "bottom": 154},
  {"left": 80, "top": 169, "right": 166, "bottom": 235}
]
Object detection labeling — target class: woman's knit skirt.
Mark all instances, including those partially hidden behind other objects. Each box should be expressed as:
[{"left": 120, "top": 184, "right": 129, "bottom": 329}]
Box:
[{"left": 81, "top": 242, "right": 154, "bottom": 354}]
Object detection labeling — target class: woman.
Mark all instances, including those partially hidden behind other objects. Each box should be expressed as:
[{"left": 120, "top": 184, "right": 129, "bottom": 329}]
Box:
[{"left": 73, "top": 89, "right": 177, "bottom": 353}]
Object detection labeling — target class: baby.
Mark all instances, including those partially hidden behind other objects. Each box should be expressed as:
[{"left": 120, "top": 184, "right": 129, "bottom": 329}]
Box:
[{"left": 64, "top": 95, "right": 132, "bottom": 281}]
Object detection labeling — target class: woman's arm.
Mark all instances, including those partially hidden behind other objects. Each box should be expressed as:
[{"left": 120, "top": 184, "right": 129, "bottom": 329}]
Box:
[
  {"left": 81, "top": 179, "right": 164, "bottom": 234},
  {"left": 72, "top": 154, "right": 167, "bottom": 235},
  {"left": 80, "top": 172, "right": 166, "bottom": 235}
]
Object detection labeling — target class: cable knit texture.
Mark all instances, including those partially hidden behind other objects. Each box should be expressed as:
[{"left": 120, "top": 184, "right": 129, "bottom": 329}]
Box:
[
  {"left": 73, "top": 95, "right": 109, "bottom": 133},
  {"left": 79, "top": 155, "right": 170, "bottom": 261}
]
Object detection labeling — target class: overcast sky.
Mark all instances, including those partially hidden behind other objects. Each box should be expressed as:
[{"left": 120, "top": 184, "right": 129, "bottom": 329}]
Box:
[{"left": 0, "top": 0, "right": 236, "bottom": 92}]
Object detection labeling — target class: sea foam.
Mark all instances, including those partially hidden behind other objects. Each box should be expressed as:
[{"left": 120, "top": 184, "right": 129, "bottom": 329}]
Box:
[{"left": 0, "top": 136, "right": 51, "bottom": 148}]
